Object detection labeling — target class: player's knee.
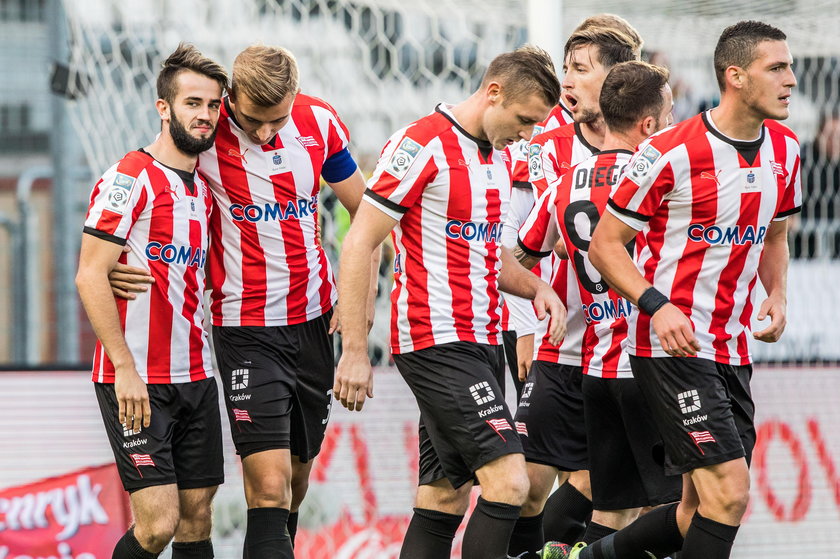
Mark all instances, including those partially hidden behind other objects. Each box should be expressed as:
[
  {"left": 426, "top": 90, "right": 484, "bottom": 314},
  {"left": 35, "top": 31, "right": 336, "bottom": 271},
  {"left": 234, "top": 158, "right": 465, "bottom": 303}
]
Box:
[
  {"left": 479, "top": 459, "right": 530, "bottom": 506},
  {"left": 246, "top": 476, "right": 293, "bottom": 508},
  {"left": 134, "top": 516, "right": 179, "bottom": 552}
]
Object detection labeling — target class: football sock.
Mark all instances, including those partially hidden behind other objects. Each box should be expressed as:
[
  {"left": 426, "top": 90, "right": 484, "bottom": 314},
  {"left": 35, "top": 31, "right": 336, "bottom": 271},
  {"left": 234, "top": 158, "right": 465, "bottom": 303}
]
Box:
[
  {"left": 581, "top": 503, "right": 683, "bottom": 559},
  {"left": 287, "top": 511, "right": 299, "bottom": 546},
  {"left": 400, "top": 507, "right": 464, "bottom": 559},
  {"left": 580, "top": 521, "right": 616, "bottom": 545},
  {"left": 171, "top": 539, "right": 213, "bottom": 558},
  {"left": 679, "top": 512, "right": 738, "bottom": 559},
  {"left": 542, "top": 481, "right": 592, "bottom": 544},
  {"left": 462, "top": 496, "right": 521, "bottom": 559},
  {"left": 508, "top": 512, "right": 544, "bottom": 558},
  {"left": 245, "top": 507, "right": 293, "bottom": 558},
  {"left": 112, "top": 527, "right": 160, "bottom": 559}
]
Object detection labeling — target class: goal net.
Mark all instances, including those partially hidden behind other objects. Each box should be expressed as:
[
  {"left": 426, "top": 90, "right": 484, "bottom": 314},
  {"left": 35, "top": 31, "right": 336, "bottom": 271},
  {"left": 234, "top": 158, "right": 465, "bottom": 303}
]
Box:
[{"left": 57, "top": 1, "right": 840, "bottom": 556}]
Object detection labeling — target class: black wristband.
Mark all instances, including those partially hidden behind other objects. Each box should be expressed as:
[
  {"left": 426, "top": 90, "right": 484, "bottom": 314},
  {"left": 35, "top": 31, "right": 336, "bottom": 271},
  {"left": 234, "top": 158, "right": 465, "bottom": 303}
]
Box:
[{"left": 637, "top": 287, "right": 670, "bottom": 316}]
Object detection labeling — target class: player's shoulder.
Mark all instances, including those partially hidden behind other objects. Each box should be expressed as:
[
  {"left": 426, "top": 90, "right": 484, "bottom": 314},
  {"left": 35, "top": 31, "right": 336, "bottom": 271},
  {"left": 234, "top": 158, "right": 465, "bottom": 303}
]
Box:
[
  {"left": 532, "top": 122, "right": 576, "bottom": 146},
  {"left": 392, "top": 109, "right": 456, "bottom": 150},
  {"left": 640, "top": 113, "right": 709, "bottom": 158},
  {"left": 293, "top": 92, "right": 343, "bottom": 118},
  {"left": 764, "top": 119, "right": 800, "bottom": 145},
  {"left": 112, "top": 150, "right": 155, "bottom": 181}
]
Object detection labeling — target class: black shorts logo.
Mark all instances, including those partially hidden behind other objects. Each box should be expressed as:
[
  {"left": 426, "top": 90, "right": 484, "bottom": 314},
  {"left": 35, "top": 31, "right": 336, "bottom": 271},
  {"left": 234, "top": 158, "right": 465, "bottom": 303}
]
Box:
[
  {"left": 231, "top": 368, "right": 250, "bottom": 391},
  {"left": 677, "top": 389, "right": 701, "bottom": 414},
  {"left": 469, "top": 381, "right": 495, "bottom": 405}
]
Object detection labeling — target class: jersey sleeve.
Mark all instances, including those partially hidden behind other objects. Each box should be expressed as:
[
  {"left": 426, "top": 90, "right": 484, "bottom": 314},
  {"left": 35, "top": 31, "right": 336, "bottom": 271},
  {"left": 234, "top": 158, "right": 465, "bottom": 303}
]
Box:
[
  {"left": 607, "top": 140, "right": 675, "bottom": 231},
  {"left": 774, "top": 134, "right": 802, "bottom": 220},
  {"left": 511, "top": 139, "right": 532, "bottom": 188},
  {"left": 317, "top": 100, "right": 351, "bottom": 159},
  {"left": 527, "top": 138, "right": 553, "bottom": 196},
  {"left": 83, "top": 164, "right": 148, "bottom": 245},
  {"left": 518, "top": 182, "right": 562, "bottom": 257},
  {"left": 364, "top": 131, "right": 437, "bottom": 221}
]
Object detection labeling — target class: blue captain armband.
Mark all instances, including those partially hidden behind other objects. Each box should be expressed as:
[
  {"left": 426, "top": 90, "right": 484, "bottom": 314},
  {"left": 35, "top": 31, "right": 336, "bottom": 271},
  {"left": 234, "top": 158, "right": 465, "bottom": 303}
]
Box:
[{"left": 321, "top": 147, "right": 358, "bottom": 183}]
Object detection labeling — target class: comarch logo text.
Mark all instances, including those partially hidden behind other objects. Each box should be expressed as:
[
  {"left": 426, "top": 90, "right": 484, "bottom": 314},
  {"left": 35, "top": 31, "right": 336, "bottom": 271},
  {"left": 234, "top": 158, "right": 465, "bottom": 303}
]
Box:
[
  {"left": 145, "top": 242, "right": 207, "bottom": 267},
  {"left": 687, "top": 224, "right": 766, "bottom": 246},
  {"left": 445, "top": 220, "right": 503, "bottom": 243},
  {"left": 229, "top": 196, "right": 318, "bottom": 222}
]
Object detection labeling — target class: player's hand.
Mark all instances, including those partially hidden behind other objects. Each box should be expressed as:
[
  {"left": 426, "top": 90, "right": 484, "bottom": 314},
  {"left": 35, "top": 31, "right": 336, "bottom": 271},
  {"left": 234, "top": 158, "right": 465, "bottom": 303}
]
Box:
[
  {"left": 115, "top": 365, "right": 151, "bottom": 433},
  {"left": 516, "top": 334, "right": 534, "bottom": 382},
  {"left": 753, "top": 294, "right": 787, "bottom": 343},
  {"left": 652, "top": 303, "right": 701, "bottom": 357},
  {"left": 334, "top": 349, "right": 373, "bottom": 412},
  {"left": 329, "top": 304, "right": 341, "bottom": 334},
  {"left": 533, "top": 282, "right": 567, "bottom": 346},
  {"left": 109, "top": 252, "right": 154, "bottom": 300}
]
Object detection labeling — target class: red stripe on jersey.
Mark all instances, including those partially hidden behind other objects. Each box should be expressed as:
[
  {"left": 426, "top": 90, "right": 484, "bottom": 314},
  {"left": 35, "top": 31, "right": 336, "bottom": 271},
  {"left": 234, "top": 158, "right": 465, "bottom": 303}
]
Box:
[
  {"left": 144, "top": 163, "right": 175, "bottom": 383},
  {"left": 441, "top": 129, "right": 477, "bottom": 342},
  {"left": 634, "top": 164, "right": 675, "bottom": 357},
  {"left": 265, "top": 134, "right": 311, "bottom": 320},
  {"left": 295, "top": 103, "right": 333, "bottom": 313},
  {"left": 216, "top": 117, "right": 268, "bottom": 323},
  {"left": 208, "top": 192, "right": 226, "bottom": 320},
  {"left": 184, "top": 194, "right": 208, "bottom": 381},
  {"left": 710, "top": 151, "right": 762, "bottom": 359},
  {"left": 400, "top": 204, "right": 433, "bottom": 346},
  {"left": 483, "top": 156, "right": 504, "bottom": 339}
]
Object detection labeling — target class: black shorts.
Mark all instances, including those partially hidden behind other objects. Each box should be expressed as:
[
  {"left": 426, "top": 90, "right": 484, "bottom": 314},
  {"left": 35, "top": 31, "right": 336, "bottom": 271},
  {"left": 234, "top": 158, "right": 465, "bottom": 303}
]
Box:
[
  {"left": 394, "top": 341, "right": 523, "bottom": 489},
  {"left": 95, "top": 378, "right": 224, "bottom": 493},
  {"left": 213, "top": 310, "right": 334, "bottom": 461},
  {"left": 583, "top": 376, "right": 682, "bottom": 510},
  {"left": 630, "top": 356, "right": 755, "bottom": 476},
  {"left": 514, "top": 360, "right": 588, "bottom": 471}
]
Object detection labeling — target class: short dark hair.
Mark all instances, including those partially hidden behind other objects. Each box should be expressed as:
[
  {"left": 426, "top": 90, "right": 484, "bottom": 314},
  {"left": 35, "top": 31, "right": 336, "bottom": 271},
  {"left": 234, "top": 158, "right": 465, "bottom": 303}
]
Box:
[
  {"left": 481, "top": 45, "right": 561, "bottom": 107},
  {"left": 714, "top": 20, "right": 787, "bottom": 91},
  {"left": 564, "top": 16, "right": 643, "bottom": 70},
  {"left": 600, "top": 61, "right": 670, "bottom": 133},
  {"left": 157, "top": 43, "right": 228, "bottom": 104}
]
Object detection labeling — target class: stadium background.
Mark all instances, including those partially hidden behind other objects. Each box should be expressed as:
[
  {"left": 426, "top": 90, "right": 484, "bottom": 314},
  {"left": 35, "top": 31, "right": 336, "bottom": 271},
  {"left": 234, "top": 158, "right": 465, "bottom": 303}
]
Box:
[{"left": 0, "top": 0, "right": 838, "bottom": 556}]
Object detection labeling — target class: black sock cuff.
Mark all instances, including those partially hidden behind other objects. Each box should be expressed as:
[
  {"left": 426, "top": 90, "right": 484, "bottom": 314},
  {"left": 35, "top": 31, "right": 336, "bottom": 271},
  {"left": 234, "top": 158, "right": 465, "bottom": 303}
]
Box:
[
  {"left": 412, "top": 507, "right": 464, "bottom": 536},
  {"left": 692, "top": 512, "right": 739, "bottom": 542},
  {"left": 515, "top": 511, "right": 544, "bottom": 529},
  {"left": 585, "top": 521, "right": 617, "bottom": 542},
  {"left": 556, "top": 481, "right": 593, "bottom": 515},
  {"left": 475, "top": 496, "right": 522, "bottom": 521},
  {"left": 663, "top": 503, "right": 680, "bottom": 535},
  {"left": 124, "top": 527, "right": 160, "bottom": 559},
  {"left": 171, "top": 540, "right": 212, "bottom": 549},
  {"left": 248, "top": 507, "right": 290, "bottom": 532},
  {"left": 171, "top": 539, "right": 213, "bottom": 558}
]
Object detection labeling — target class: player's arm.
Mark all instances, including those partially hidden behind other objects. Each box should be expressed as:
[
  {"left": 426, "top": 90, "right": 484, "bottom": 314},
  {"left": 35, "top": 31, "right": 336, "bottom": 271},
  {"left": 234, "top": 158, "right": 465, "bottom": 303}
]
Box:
[
  {"left": 590, "top": 211, "right": 700, "bottom": 357},
  {"left": 499, "top": 247, "right": 566, "bottom": 346},
  {"left": 108, "top": 247, "right": 154, "bottom": 299},
  {"left": 328, "top": 167, "right": 383, "bottom": 333},
  {"left": 753, "top": 219, "right": 789, "bottom": 342},
  {"left": 76, "top": 233, "right": 150, "bottom": 433},
  {"left": 334, "top": 200, "right": 397, "bottom": 412}
]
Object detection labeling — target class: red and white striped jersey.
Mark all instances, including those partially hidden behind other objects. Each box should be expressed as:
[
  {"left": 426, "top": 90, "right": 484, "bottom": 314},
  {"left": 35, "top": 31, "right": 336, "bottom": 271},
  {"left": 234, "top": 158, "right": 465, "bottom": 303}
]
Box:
[
  {"left": 200, "top": 95, "right": 351, "bottom": 326},
  {"left": 511, "top": 103, "right": 575, "bottom": 187},
  {"left": 517, "top": 123, "right": 598, "bottom": 366},
  {"left": 365, "top": 104, "right": 512, "bottom": 354},
  {"left": 528, "top": 122, "right": 600, "bottom": 196},
  {"left": 84, "top": 151, "right": 214, "bottom": 384},
  {"left": 523, "top": 150, "right": 637, "bottom": 378},
  {"left": 608, "top": 112, "right": 802, "bottom": 365}
]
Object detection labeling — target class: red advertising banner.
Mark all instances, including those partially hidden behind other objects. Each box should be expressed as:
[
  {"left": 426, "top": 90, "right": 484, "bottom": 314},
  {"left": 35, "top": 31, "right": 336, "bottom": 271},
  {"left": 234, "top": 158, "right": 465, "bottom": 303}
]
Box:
[{"left": 0, "top": 463, "right": 130, "bottom": 557}]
